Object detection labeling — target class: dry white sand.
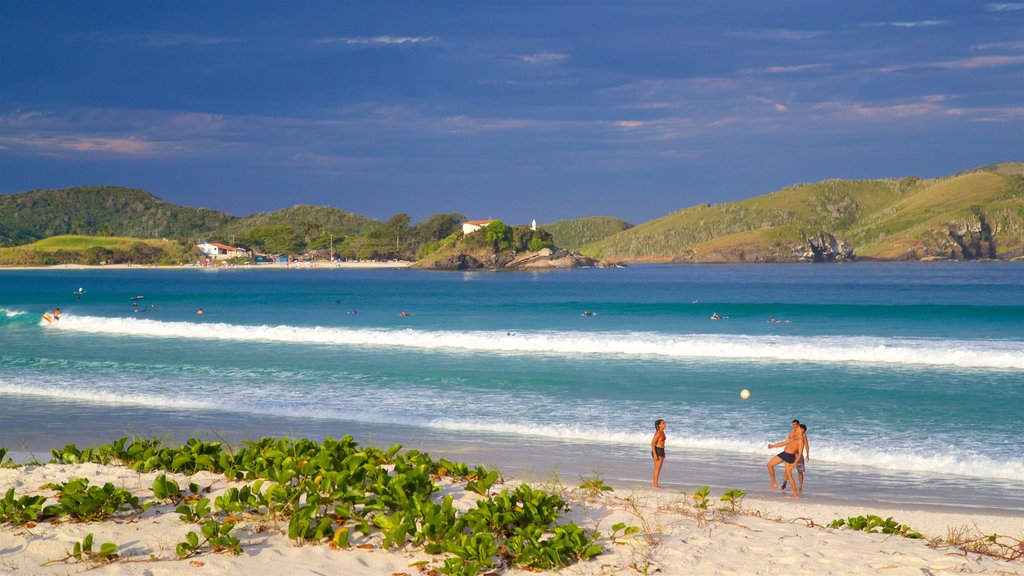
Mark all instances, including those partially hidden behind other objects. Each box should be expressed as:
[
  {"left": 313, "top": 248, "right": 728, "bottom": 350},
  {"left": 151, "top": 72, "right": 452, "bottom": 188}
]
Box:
[{"left": 2, "top": 463, "right": 1022, "bottom": 575}]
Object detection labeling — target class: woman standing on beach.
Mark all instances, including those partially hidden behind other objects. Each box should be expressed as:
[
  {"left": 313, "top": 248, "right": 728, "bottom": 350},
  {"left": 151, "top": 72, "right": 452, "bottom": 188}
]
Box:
[{"left": 651, "top": 419, "right": 666, "bottom": 488}]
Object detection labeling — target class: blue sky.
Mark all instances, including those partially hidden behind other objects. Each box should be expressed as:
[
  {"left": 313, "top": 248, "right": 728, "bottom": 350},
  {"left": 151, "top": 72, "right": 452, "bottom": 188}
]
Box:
[{"left": 1, "top": 1, "right": 1022, "bottom": 224}]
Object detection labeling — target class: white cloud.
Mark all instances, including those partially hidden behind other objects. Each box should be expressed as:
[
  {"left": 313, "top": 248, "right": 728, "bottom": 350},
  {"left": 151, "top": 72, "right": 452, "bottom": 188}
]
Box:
[
  {"left": 972, "top": 41, "right": 1024, "bottom": 50},
  {"left": 616, "top": 121, "right": 643, "bottom": 129},
  {"left": 137, "top": 32, "right": 239, "bottom": 48},
  {"left": 878, "top": 54, "right": 1024, "bottom": 72},
  {"left": 986, "top": 3, "right": 1024, "bottom": 11},
  {"left": 742, "top": 63, "right": 831, "bottom": 74},
  {"left": 518, "top": 52, "right": 568, "bottom": 64},
  {"left": 881, "top": 20, "right": 948, "bottom": 28},
  {"left": 317, "top": 36, "right": 438, "bottom": 46},
  {"left": 0, "top": 135, "right": 161, "bottom": 155}
]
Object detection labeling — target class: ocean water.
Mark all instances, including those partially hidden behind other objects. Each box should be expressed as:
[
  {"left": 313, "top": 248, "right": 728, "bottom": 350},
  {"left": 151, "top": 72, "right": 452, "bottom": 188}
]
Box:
[{"left": 1, "top": 264, "right": 1022, "bottom": 511}]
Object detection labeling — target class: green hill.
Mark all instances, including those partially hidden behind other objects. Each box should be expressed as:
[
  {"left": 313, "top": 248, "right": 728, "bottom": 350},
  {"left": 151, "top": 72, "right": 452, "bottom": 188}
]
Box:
[
  {"left": 218, "top": 205, "right": 380, "bottom": 246},
  {"left": 0, "top": 187, "right": 379, "bottom": 249},
  {"left": 541, "top": 216, "right": 633, "bottom": 251},
  {"left": 0, "top": 186, "right": 234, "bottom": 246},
  {"left": 0, "top": 235, "right": 191, "bottom": 266},
  {"left": 585, "top": 163, "right": 1024, "bottom": 262}
]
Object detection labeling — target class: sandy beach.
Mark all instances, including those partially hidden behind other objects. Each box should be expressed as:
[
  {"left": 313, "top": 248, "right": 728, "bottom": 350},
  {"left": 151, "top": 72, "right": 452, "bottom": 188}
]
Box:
[
  {"left": 2, "top": 459, "right": 1021, "bottom": 575},
  {"left": 0, "top": 261, "right": 413, "bottom": 271}
]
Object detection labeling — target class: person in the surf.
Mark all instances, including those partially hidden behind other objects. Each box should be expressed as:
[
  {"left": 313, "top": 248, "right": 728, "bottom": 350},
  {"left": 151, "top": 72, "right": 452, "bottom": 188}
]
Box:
[
  {"left": 650, "top": 419, "right": 667, "bottom": 489},
  {"left": 767, "top": 419, "right": 803, "bottom": 498}
]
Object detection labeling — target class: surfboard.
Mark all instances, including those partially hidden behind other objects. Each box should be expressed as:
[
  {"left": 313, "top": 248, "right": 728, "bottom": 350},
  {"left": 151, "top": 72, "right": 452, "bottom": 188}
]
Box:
[{"left": 42, "top": 313, "right": 54, "bottom": 323}]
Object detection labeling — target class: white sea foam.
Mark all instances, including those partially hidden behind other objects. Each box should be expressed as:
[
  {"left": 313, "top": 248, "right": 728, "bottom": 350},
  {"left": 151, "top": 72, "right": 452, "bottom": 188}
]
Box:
[
  {"left": 50, "top": 315, "right": 1024, "bottom": 369},
  {"left": 6, "top": 376, "right": 1020, "bottom": 482},
  {"left": 1, "top": 308, "right": 27, "bottom": 318}
]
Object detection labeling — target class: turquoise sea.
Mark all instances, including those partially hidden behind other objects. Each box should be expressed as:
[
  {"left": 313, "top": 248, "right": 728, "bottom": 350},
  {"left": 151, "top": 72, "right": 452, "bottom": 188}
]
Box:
[{"left": 1, "top": 264, "right": 1022, "bottom": 512}]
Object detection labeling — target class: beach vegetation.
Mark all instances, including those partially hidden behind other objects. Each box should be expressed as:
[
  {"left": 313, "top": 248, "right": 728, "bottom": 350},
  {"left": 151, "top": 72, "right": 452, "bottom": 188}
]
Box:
[
  {"left": 44, "top": 477, "right": 147, "bottom": 521},
  {"left": 176, "top": 497, "right": 213, "bottom": 523},
  {"left": 38, "top": 434, "right": 607, "bottom": 575},
  {"left": 828, "top": 515, "right": 923, "bottom": 539},
  {"left": 0, "top": 447, "right": 16, "bottom": 469},
  {"left": 45, "top": 533, "right": 120, "bottom": 565},
  {"left": 176, "top": 518, "right": 242, "bottom": 558},
  {"left": 151, "top": 473, "right": 185, "bottom": 503},
  {"left": 464, "top": 468, "right": 501, "bottom": 496},
  {"left": 692, "top": 486, "right": 711, "bottom": 509},
  {"left": 0, "top": 487, "right": 55, "bottom": 525},
  {"left": 578, "top": 474, "right": 614, "bottom": 498},
  {"left": 719, "top": 488, "right": 746, "bottom": 513},
  {"left": 934, "top": 524, "right": 1024, "bottom": 561}
]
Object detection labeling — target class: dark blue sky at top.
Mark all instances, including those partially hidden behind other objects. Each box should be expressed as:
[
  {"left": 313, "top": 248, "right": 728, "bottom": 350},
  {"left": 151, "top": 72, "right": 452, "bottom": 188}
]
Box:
[{"left": 1, "top": 1, "right": 1022, "bottom": 224}]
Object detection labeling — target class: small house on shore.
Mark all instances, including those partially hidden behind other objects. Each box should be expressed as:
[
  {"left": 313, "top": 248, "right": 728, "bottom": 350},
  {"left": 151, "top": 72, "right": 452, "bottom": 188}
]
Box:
[{"left": 197, "top": 242, "right": 249, "bottom": 260}]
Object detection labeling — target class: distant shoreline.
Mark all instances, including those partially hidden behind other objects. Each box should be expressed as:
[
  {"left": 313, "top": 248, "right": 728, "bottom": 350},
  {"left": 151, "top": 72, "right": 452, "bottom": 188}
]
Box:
[{"left": 0, "top": 260, "right": 414, "bottom": 271}]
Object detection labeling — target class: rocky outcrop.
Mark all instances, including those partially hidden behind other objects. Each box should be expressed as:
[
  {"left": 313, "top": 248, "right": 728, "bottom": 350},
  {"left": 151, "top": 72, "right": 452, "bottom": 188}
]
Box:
[
  {"left": 800, "top": 232, "right": 855, "bottom": 262},
  {"left": 897, "top": 213, "right": 998, "bottom": 260},
  {"left": 417, "top": 247, "right": 611, "bottom": 271}
]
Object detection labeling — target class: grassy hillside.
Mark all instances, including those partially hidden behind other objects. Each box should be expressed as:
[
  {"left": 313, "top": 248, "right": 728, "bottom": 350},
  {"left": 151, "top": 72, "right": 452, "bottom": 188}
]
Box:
[
  {"left": 541, "top": 216, "right": 633, "bottom": 251},
  {"left": 0, "top": 235, "right": 191, "bottom": 266},
  {"left": 585, "top": 163, "right": 1024, "bottom": 262},
  {"left": 0, "top": 186, "right": 233, "bottom": 246}
]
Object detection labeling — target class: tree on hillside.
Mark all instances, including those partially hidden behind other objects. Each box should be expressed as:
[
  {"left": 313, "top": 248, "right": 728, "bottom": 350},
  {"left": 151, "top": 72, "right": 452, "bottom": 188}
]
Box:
[
  {"left": 381, "top": 213, "right": 411, "bottom": 251},
  {"left": 249, "top": 225, "right": 300, "bottom": 254}
]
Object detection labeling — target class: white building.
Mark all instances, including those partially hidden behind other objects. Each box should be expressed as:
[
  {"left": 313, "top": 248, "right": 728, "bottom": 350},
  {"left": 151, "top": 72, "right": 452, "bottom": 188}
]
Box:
[
  {"left": 197, "top": 242, "right": 249, "bottom": 259},
  {"left": 462, "top": 219, "right": 499, "bottom": 235}
]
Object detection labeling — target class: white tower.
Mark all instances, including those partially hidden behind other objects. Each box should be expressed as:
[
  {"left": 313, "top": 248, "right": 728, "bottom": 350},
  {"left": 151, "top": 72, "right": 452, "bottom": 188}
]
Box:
[{"left": 531, "top": 219, "right": 537, "bottom": 231}]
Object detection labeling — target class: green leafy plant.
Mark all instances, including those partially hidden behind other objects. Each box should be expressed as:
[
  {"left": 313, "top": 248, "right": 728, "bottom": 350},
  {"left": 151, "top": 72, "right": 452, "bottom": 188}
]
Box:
[
  {"left": 579, "top": 474, "right": 614, "bottom": 498},
  {"left": 45, "top": 533, "right": 119, "bottom": 565},
  {"left": 828, "top": 515, "right": 922, "bottom": 539},
  {"left": 45, "top": 478, "right": 146, "bottom": 521},
  {"left": 465, "top": 467, "right": 500, "bottom": 496},
  {"left": 719, "top": 488, "right": 746, "bottom": 513},
  {"left": 175, "top": 497, "right": 212, "bottom": 523},
  {"left": 0, "top": 447, "right": 17, "bottom": 469},
  {"left": 0, "top": 487, "right": 56, "bottom": 524},
  {"left": 176, "top": 518, "right": 242, "bottom": 558},
  {"left": 152, "top": 473, "right": 181, "bottom": 502},
  {"left": 692, "top": 486, "right": 711, "bottom": 509}
]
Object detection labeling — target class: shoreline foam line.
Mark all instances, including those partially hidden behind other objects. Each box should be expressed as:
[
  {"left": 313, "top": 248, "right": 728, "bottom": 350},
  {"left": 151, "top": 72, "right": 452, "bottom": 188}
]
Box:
[
  {"left": 48, "top": 315, "right": 1024, "bottom": 369},
  {"left": 2, "top": 379, "right": 1023, "bottom": 483}
]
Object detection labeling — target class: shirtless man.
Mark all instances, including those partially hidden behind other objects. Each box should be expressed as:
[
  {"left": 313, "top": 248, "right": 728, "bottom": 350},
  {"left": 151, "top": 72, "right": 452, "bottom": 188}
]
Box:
[
  {"left": 767, "top": 419, "right": 803, "bottom": 498},
  {"left": 781, "top": 423, "right": 809, "bottom": 495}
]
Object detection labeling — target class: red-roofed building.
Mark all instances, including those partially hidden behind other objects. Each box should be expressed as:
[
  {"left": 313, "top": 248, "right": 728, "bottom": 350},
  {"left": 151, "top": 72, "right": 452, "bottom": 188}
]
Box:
[
  {"left": 462, "top": 219, "right": 498, "bottom": 235},
  {"left": 197, "top": 242, "right": 249, "bottom": 259}
]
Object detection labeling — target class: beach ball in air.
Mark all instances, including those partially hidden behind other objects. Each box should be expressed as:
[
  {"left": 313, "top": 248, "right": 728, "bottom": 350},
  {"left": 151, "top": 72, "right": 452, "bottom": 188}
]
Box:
[{"left": 740, "top": 389, "right": 751, "bottom": 400}]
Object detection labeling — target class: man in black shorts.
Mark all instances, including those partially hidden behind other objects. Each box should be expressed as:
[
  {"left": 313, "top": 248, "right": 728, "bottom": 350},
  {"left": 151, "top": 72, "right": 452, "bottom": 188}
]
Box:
[{"left": 767, "top": 419, "right": 803, "bottom": 498}]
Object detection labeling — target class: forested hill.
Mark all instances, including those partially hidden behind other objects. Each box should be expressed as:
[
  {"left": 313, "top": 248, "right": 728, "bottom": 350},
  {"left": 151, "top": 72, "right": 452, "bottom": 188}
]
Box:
[
  {"left": 0, "top": 186, "right": 234, "bottom": 245},
  {"left": 0, "top": 186, "right": 379, "bottom": 247},
  {"left": 584, "top": 162, "right": 1024, "bottom": 262}
]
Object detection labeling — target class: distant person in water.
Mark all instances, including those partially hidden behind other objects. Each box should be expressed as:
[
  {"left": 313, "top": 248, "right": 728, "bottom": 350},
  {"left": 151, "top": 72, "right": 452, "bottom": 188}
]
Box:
[
  {"left": 196, "top": 308, "right": 204, "bottom": 315},
  {"left": 650, "top": 419, "right": 666, "bottom": 489},
  {"left": 767, "top": 419, "right": 803, "bottom": 498},
  {"left": 710, "top": 313, "right": 721, "bottom": 320}
]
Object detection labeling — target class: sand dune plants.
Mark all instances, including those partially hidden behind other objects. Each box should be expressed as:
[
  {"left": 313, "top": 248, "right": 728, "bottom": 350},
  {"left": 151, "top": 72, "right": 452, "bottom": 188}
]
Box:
[
  {"left": 0, "top": 488, "right": 54, "bottom": 525},
  {"left": 41, "top": 478, "right": 147, "bottom": 521},
  {"left": 44, "top": 533, "right": 119, "bottom": 566},
  {"left": 829, "top": 515, "right": 923, "bottom": 539},
  {"left": 36, "top": 434, "right": 607, "bottom": 574}
]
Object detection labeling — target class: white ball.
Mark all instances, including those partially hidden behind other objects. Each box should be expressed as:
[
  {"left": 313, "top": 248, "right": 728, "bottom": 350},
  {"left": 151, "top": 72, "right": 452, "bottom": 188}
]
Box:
[{"left": 740, "top": 389, "right": 751, "bottom": 400}]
